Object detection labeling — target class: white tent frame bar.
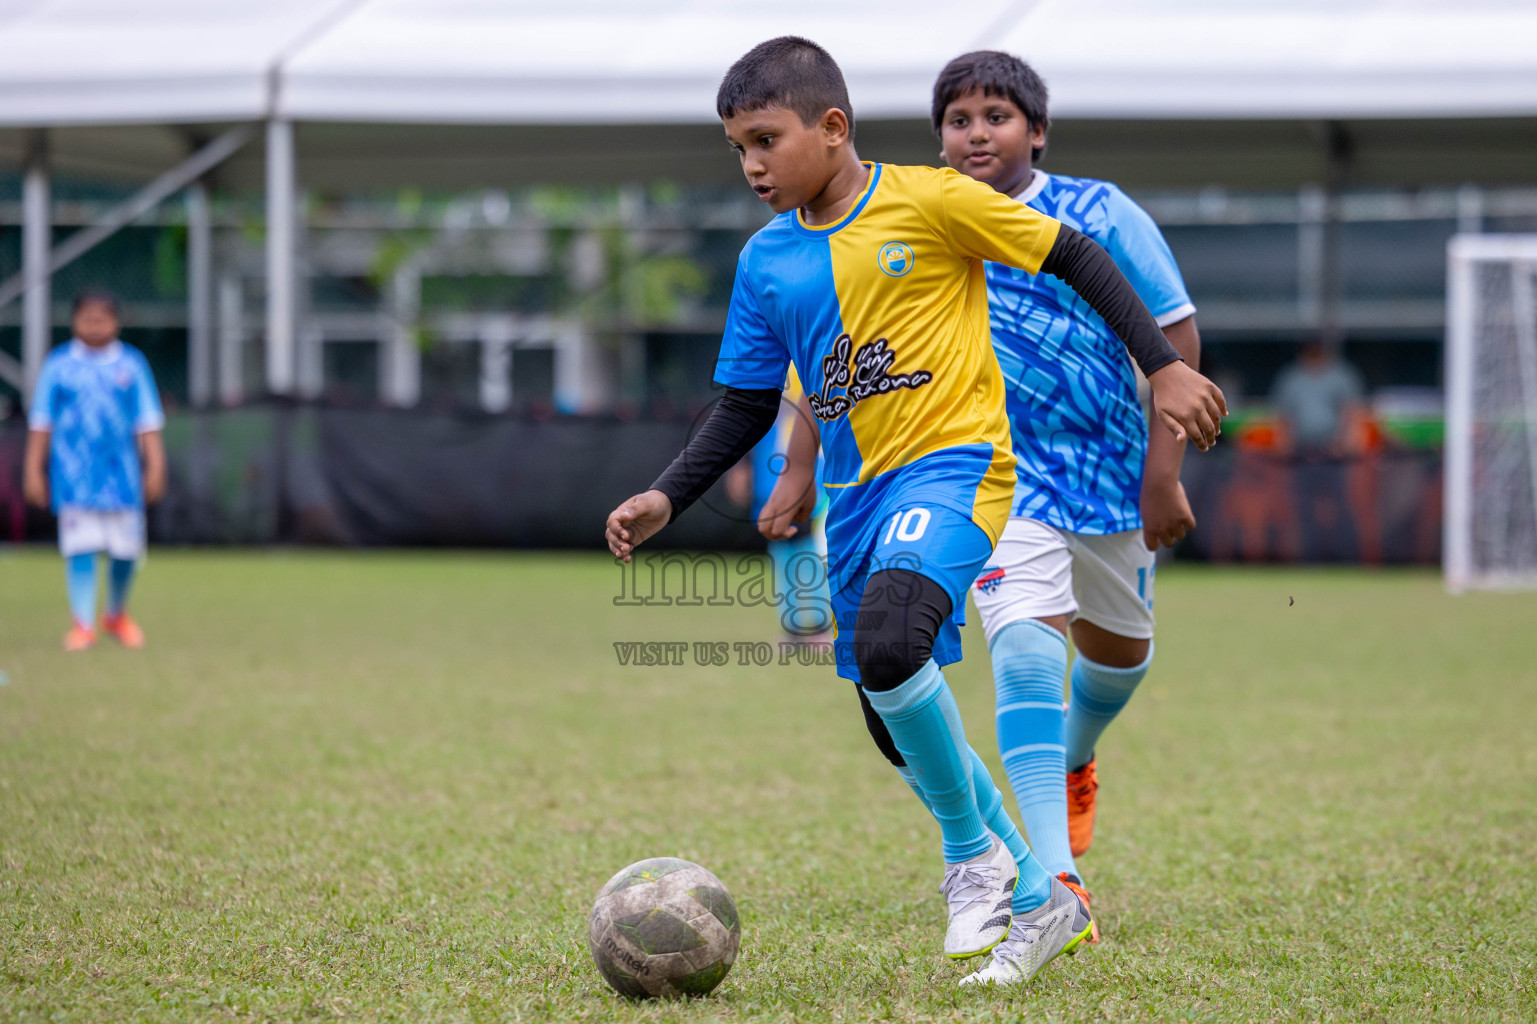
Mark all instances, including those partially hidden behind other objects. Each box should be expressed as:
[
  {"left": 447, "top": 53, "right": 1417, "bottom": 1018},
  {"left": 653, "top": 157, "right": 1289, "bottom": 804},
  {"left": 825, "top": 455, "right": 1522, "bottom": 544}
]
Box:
[
  {"left": 0, "top": 123, "right": 255, "bottom": 396},
  {"left": 265, "top": 119, "right": 296, "bottom": 397},
  {"left": 19, "top": 131, "right": 48, "bottom": 397},
  {"left": 186, "top": 179, "right": 213, "bottom": 408}
]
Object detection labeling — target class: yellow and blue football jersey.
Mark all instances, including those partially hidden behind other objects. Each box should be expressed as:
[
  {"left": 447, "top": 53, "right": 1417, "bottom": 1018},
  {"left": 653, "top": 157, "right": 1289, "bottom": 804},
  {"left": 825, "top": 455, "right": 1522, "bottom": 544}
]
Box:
[
  {"left": 713, "top": 163, "right": 1065, "bottom": 677},
  {"left": 715, "top": 162, "right": 1061, "bottom": 541}
]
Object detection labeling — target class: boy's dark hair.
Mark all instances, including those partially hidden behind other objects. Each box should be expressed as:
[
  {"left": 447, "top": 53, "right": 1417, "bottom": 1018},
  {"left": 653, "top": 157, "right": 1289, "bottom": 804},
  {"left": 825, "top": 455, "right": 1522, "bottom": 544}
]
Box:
[
  {"left": 931, "top": 50, "right": 1050, "bottom": 162},
  {"left": 717, "top": 36, "right": 853, "bottom": 132},
  {"left": 72, "top": 289, "right": 121, "bottom": 318}
]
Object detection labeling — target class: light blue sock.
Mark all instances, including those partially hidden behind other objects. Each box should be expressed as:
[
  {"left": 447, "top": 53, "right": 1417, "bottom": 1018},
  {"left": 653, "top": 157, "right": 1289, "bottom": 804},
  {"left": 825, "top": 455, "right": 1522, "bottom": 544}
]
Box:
[
  {"left": 966, "top": 748, "right": 1055, "bottom": 912},
  {"left": 896, "top": 751, "right": 1024, "bottom": 858},
  {"left": 896, "top": 748, "right": 1053, "bottom": 912},
  {"left": 107, "top": 558, "right": 138, "bottom": 616},
  {"left": 991, "top": 618, "right": 1076, "bottom": 880},
  {"left": 1066, "top": 646, "right": 1155, "bottom": 772},
  {"left": 65, "top": 553, "right": 98, "bottom": 626},
  {"left": 863, "top": 661, "right": 990, "bottom": 864},
  {"left": 894, "top": 764, "right": 929, "bottom": 807}
]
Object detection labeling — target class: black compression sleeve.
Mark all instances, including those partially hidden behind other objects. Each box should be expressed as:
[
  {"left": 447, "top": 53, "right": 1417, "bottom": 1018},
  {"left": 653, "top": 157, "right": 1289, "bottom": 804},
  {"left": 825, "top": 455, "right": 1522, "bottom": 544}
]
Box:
[
  {"left": 649, "top": 386, "right": 781, "bottom": 523},
  {"left": 1039, "top": 225, "right": 1183, "bottom": 377}
]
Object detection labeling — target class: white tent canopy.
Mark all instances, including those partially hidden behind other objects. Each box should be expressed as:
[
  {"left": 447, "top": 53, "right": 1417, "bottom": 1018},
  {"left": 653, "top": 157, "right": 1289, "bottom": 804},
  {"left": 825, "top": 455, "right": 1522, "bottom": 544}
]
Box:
[
  {"left": 1, "top": 0, "right": 1536, "bottom": 127},
  {"left": 3, "top": 0, "right": 1536, "bottom": 400}
]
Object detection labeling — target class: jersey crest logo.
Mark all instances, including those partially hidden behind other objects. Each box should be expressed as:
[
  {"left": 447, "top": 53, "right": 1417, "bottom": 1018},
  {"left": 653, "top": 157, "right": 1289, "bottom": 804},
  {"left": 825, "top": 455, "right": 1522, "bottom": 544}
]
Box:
[
  {"left": 808, "top": 333, "right": 933, "bottom": 421},
  {"left": 976, "top": 567, "right": 1006, "bottom": 594},
  {"left": 877, "top": 241, "right": 914, "bottom": 277}
]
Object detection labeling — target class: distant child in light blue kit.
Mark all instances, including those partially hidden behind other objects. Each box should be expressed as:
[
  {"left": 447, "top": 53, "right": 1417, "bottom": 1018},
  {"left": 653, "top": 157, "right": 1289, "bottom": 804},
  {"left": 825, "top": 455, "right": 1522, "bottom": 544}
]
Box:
[{"left": 23, "top": 291, "right": 166, "bottom": 651}]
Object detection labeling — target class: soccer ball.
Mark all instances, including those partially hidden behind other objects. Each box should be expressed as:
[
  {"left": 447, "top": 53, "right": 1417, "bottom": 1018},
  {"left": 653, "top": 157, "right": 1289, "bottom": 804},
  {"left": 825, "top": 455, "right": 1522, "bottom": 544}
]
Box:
[{"left": 587, "top": 857, "right": 741, "bottom": 999}]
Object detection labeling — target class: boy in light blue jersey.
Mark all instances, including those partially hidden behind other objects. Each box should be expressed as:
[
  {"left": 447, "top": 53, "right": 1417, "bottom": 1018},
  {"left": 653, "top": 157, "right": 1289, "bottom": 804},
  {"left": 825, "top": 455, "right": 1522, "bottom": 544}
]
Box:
[
  {"left": 934, "top": 51, "right": 1205, "bottom": 929},
  {"left": 24, "top": 292, "right": 166, "bottom": 651}
]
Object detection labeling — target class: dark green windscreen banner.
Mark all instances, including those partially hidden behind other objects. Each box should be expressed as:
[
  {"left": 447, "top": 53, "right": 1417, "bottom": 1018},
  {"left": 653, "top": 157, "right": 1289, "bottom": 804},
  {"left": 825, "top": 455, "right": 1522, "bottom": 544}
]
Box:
[{"left": 1, "top": 408, "right": 1440, "bottom": 562}]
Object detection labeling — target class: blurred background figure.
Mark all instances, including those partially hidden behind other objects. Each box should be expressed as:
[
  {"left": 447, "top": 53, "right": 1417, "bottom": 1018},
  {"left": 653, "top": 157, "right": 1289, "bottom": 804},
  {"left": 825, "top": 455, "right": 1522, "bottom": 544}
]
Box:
[
  {"left": 1271, "top": 339, "right": 1365, "bottom": 561},
  {"left": 23, "top": 292, "right": 165, "bottom": 650},
  {"left": 1272, "top": 339, "right": 1365, "bottom": 457}
]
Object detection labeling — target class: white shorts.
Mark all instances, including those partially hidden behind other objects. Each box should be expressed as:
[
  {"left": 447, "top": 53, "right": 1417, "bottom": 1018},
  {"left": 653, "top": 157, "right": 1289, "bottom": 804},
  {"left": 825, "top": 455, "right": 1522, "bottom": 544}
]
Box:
[
  {"left": 971, "top": 517, "right": 1155, "bottom": 644},
  {"left": 57, "top": 507, "right": 146, "bottom": 560}
]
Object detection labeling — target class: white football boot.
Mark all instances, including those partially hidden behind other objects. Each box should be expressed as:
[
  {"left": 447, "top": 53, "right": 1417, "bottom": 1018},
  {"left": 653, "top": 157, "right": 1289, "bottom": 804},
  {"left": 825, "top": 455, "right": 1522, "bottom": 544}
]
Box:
[
  {"left": 941, "top": 838, "right": 1017, "bottom": 958},
  {"left": 959, "top": 874, "right": 1093, "bottom": 987}
]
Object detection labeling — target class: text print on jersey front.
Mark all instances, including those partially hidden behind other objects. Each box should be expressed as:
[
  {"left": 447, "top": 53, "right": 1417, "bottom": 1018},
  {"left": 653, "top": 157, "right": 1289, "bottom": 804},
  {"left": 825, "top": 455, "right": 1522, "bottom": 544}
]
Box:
[{"left": 808, "top": 333, "right": 934, "bottom": 421}]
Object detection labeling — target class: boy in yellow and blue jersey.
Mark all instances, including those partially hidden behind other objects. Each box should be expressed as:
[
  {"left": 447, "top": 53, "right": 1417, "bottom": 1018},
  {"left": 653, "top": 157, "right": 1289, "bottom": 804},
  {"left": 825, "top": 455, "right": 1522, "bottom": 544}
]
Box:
[{"left": 604, "top": 36, "right": 1225, "bottom": 988}]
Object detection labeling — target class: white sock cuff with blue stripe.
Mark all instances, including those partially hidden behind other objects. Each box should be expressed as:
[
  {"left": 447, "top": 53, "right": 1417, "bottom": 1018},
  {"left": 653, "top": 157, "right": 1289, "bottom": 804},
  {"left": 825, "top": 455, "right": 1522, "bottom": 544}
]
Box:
[
  {"left": 989, "top": 616, "right": 1067, "bottom": 655},
  {"left": 1074, "top": 642, "right": 1155, "bottom": 683}
]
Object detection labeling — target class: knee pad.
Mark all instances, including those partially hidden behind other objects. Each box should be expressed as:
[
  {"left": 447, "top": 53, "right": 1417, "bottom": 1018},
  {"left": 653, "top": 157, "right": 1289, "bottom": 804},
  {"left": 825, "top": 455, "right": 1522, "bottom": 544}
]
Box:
[
  {"left": 853, "top": 569, "right": 948, "bottom": 692},
  {"left": 856, "top": 684, "right": 906, "bottom": 767}
]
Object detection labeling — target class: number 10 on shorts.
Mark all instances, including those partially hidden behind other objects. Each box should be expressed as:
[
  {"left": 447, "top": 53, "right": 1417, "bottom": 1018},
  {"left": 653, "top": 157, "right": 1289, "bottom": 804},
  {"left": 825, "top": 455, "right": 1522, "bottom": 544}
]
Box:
[{"left": 883, "top": 508, "right": 930, "bottom": 544}]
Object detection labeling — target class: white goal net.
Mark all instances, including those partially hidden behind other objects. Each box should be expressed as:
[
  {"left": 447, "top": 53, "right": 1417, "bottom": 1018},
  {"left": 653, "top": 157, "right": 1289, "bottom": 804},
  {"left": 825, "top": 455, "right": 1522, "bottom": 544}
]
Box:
[{"left": 1445, "top": 235, "right": 1537, "bottom": 591}]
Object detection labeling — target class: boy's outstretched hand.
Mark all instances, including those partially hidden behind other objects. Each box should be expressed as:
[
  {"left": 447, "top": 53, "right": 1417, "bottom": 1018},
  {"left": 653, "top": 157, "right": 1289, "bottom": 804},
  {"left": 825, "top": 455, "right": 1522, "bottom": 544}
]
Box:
[
  {"left": 1146, "top": 361, "right": 1227, "bottom": 451},
  {"left": 1141, "top": 478, "right": 1197, "bottom": 551},
  {"left": 756, "top": 461, "right": 818, "bottom": 541},
  {"left": 605, "top": 489, "right": 673, "bottom": 562}
]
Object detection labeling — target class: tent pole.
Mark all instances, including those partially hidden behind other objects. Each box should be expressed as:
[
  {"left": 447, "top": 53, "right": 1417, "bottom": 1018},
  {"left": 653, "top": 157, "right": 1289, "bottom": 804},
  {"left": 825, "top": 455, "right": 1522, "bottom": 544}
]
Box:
[
  {"left": 480, "top": 317, "right": 513, "bottom": 413},
  {"left": 217, "top": 273, "right": 245, "bottom": 406},
  {"left": 22, "top": 130, "right": 50, "bottom": 400},
  {"left": 383, "top": 262, "right": 421, "bottom": 407},
  {"left": 1296, "top": 185, "right": 1324, "bottom": 331},
  {"left": 186, "top": 179, "right": 213, "bottom": 408},
  {"left": 265, "top": 118, "right": 296, "bottom": 396},
  {"left": 1319, "top": 121, "right": 1352, "bottom": 353}
]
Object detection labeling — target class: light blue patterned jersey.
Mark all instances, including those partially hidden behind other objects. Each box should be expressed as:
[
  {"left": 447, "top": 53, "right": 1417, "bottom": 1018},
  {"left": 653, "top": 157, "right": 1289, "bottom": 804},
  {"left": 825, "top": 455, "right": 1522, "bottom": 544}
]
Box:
[
  {"left": 28, "top": 340, "right": 164, "bottom": 512},
  {"left": 987, "top": 171, "right": 1195, "bottom": 534}
]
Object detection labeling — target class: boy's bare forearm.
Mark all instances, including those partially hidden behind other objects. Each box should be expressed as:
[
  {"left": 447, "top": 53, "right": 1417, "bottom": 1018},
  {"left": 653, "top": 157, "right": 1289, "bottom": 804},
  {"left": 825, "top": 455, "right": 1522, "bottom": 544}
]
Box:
[
  {"left": 23, "top": 429, "right": 50, "bottom": 507},
  {"left": 1145, "top": 316, "right": 1201, "bottom": 486},
  {"left": 24, "top": 429, "right": 49, "bottom": 475},
  {"left": 755, "top": 395, "right": 822, "bottom": 541},
  {"left": 139, "top": 430, "right": 167, "bottom": 503},
  {"left": 769, "top": 394, "right": 820, "bottom": 492},
  {"left": 787, "top": 393, "right": 820, "bottom": 465}
]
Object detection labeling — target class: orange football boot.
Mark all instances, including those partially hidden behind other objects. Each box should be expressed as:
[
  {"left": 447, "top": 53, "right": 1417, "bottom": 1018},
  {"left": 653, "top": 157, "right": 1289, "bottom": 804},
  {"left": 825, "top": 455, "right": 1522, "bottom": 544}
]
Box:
[
  {"left": 63, "top": 623, "right": 97, "bottom": 652},
  {"left": 1066, "top": 758, "right": 1099, "bottom": 857},
  {"left": 101, "top": 612, "right": 145, "bottom": 649},
  {"left": 1057, "top": 872, "right": 1101, "bottom": 944}
]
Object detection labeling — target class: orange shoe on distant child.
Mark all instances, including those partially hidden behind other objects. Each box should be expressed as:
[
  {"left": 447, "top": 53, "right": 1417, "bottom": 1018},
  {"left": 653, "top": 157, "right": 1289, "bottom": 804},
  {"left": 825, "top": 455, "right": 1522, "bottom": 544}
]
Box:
[
  {"left": 1057, "top": 872, "right": 1101, "bottom": 944},
  {"left": 63, "top": 623, "right": 97, "bottom": 652},
  {"left": 1067, "top": 759, "right": 1099, "bottom": 857},
  {"left": 101, "top": 612, "right": 145, "bottom": 649}
]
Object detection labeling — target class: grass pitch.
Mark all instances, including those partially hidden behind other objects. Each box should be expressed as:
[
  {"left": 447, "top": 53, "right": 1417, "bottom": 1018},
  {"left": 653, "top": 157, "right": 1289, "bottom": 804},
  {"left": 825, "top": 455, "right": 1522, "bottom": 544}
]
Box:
[{"left": 1, "top": 550, "right": 1533, "bottom": 1023}]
